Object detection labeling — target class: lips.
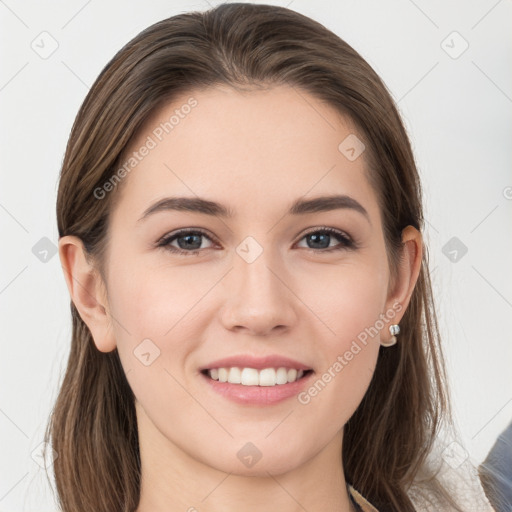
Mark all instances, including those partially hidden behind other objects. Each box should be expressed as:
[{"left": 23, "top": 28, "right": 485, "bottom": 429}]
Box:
[
  {"left": 200, "top": 354, "right": 312, "bottom": 372},
  {"left": 199, "top": 354, "right": 314, "bottom": 405}
]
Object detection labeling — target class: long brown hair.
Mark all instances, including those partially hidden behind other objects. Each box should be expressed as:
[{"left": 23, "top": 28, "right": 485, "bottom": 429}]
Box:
[{"left": 46, "top": 3, "right": 463, "bottom": 511}]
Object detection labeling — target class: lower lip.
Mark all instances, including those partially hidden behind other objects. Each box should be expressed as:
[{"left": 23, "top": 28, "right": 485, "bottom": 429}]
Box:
[{"left": 201, "top": 371, "right": 313, "bottom": 405}]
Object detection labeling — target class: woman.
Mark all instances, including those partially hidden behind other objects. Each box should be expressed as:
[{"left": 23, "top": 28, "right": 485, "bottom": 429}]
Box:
[{"left": 45, "top": 3, "right": 493, "bottom": 511}]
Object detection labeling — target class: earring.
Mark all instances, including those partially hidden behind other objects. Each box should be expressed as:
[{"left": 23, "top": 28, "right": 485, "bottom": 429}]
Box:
[{"left": 381, "top": 324, "right": 400, "bottom": 347}]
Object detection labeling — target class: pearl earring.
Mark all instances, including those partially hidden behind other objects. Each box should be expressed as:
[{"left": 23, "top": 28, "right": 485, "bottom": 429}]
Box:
[{"left": 381, "top": 324, "right": 400, "bottom": 347}]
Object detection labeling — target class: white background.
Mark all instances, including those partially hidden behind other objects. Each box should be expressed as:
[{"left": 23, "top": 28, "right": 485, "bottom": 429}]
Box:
[{"left": 1, "top": 0, "right": 511, "bottom": 509}]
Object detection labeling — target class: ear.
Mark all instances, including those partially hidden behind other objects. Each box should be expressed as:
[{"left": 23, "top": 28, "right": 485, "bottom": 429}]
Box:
[
  {"left": 58, "top": 235, "right": 116, "bottom": 352},
  {"left": 384, "top": 225, "right": 423, "bottom": 328}
]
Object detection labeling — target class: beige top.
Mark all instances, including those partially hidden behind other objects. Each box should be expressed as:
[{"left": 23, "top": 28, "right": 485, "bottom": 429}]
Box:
[
  {"left": 348, "top": 484, "right": 498, "bottom": 512},
  {"left": 348, "top": 484, "right": 379, "bottom": 511}
]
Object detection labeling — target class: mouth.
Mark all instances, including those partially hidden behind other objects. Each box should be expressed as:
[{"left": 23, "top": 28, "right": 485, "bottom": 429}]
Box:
[
  {"left": 201, "top": 367, "right": 314, "bottom": 386},
  {"left": 199, "top": 354, "right": 315, "bottom": 405},
  {"left": 200, "top": 363, "right": 315, "bottom": 405}
]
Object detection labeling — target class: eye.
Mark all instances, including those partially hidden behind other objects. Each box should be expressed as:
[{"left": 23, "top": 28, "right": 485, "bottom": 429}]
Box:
[
  {"left": 157, "top": 226, "right": 356, "bottom": 256},
  {"left": 157, "top": 229, "right": 216, "bottom": 256},
  {"left": 296, "top": 227, "right": 355, "bottom": 252}
]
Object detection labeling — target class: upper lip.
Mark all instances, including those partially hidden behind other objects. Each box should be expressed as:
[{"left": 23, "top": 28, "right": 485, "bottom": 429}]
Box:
[{"left": 201, "top": 355, "right": 312, "bottom": 371}]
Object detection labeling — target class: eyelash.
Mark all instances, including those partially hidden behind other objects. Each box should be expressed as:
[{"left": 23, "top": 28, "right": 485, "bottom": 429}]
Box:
[{"left": 156, "top": 227, "right": 356, "bottom": 256}]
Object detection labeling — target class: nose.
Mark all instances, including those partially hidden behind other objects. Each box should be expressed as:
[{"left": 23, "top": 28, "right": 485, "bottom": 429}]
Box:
[{"left": 220, "top": 246, "right": 298, "bottom": 336}]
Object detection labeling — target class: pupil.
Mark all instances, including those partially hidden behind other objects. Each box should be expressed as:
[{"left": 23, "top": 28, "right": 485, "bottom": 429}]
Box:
[
  {"left": 309, "top": 232, "right": 329, "bottom": 249},
  {"left": 179, "top": 234, "right": 201, "bottom": 250}
]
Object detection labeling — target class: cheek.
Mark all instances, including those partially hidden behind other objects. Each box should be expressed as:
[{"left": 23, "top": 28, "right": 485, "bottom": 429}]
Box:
[
  {"left": 104, "top": 254, "right": 228, "bottom": 406},
  {"left": 307, "top": 258, "right": 389, "bottom": 349},
  {"left": 107, "top": 252, "right": 218, "bottom": 340},
  {"left": 295, "top": 259, "right": 387, "bottom": 412},
  {"left": 105, "top": 261, "right": 207, "bottom": 418}
]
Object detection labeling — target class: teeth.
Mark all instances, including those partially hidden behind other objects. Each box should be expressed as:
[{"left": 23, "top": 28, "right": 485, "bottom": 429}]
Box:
[
  {"left": 258, "top": 368, "right": 275, "bottom": 386},
  {"left": 241, "top": 368, "right": 259, "bottom": 386},
  {"left": 276, "top": 367, "right": 288, "bottom": 385},
  {"left": 207, "top": 367, "right": 307, "bottom": 386},
  {"left": 228, "top": 367, "right": 241, "bottom": 384}
]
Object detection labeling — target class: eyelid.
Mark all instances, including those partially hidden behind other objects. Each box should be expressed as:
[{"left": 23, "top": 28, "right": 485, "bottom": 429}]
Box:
[
  {"left": 156, "top": 227, "right": 217, "bottom": 245},
  {"left": 299, "top": 225, "right": 352, "bottom": 239}
]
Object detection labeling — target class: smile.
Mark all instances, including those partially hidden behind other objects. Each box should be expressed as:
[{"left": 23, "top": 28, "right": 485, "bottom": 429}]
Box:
[{"left": 203, "top": 367, "right": 312, "bottom": 386}]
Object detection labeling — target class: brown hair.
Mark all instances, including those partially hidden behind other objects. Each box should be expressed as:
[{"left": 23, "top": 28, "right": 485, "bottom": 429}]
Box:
[{"left": 46, "top": 3, "right": 463, "bottom": 511}]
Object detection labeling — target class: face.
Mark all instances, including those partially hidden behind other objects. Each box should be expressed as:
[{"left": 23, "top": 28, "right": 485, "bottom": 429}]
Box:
[{"left": 99, "top": 85, "right": 397, "bottom": 476}]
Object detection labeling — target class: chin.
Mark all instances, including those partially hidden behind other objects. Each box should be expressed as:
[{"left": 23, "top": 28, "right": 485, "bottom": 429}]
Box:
[{"left": 198, "top": 441, "right": 307, "bottom": 477}]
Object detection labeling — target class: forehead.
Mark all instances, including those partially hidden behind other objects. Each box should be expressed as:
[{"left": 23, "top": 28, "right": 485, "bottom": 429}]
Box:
[{"left": 112, "top": 84, "right": 380, "bottom": 223}]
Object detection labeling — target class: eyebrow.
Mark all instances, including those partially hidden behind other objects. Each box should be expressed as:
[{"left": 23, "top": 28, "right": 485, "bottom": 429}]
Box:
[{"left": 138, "top": 194, "right": 370, "bottom": 223}]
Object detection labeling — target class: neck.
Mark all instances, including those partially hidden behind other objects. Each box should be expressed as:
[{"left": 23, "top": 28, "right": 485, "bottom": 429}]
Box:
[{"left": 135, "top": 403, "right": 355, "bottom": 512}]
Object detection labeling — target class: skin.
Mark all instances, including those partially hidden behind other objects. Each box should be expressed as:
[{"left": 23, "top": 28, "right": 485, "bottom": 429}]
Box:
[{"left": 59, "top": 85, "right": 422, "bottom": 512}]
